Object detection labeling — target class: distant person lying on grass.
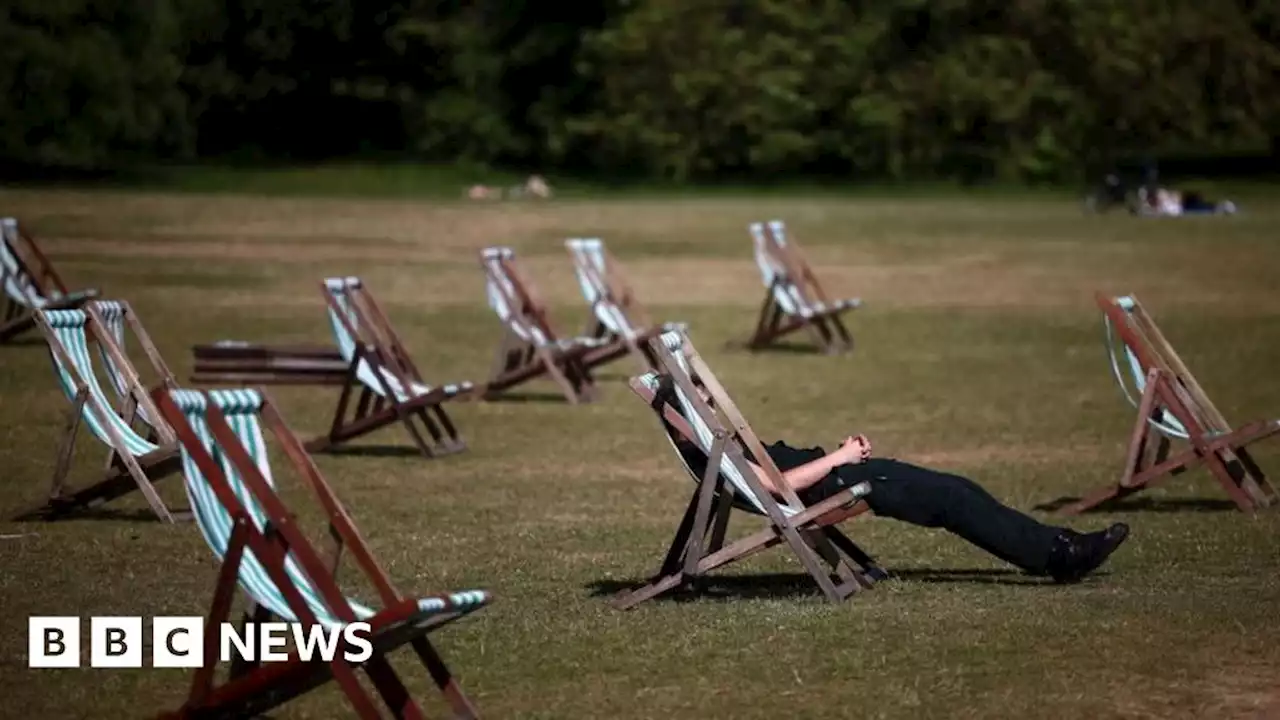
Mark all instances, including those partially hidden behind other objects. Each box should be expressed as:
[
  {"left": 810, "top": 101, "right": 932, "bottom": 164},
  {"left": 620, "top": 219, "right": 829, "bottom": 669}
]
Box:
[
  {"left": 1138, "top": 187, "right": 1237, "bottom": 216},
  {"left": 675, "top": 388, "right": 1130, "bottom": 584}
]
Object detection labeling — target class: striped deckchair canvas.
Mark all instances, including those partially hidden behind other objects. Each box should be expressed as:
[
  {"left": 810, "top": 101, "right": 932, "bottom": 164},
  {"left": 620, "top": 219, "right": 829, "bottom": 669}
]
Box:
[
  {"left": 153, "top": 387, "right": 490, "bottom": 718},
  {"left": 479, "top": 246, "right": 603, "bottom": 403},
  {"left": 564, "top": 237, "right": 686, "bottom": 372},
  {"left": 19, "top": 305, "right": 182, "bottom": 522},
  {"left": 92, "top": 300, "right": 176, "bottom": 434},
  {"left": 1052, "top": 293, "right": 1279, "bottom": 515},
  {"left": 740, "top": 219, "right": 860, "bottom": 354},
  {"left": 311, "top": 277, "right": 470, "bottom": 458},
  {"left": 0, "top": 217, "right": 97, "bottom": 343}
]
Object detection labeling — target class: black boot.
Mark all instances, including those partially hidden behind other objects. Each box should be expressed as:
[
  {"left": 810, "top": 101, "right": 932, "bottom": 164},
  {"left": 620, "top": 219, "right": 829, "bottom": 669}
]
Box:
[{"left": 1046, "top": 523, "right": 1130, "bottom": 583}]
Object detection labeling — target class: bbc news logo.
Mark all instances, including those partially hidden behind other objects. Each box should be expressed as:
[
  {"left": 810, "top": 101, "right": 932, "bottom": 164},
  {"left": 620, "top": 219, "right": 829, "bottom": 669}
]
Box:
[{"left": 29, "top": 616, "right": 373, "bottom": 668}]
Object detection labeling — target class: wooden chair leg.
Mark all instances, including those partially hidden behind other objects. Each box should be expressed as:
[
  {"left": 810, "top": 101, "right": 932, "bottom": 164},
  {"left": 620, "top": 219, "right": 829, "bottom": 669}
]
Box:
[
  {"left": 539, "top": 348, "right": 588, "bottom": 404},
  {"left": 115, "top": 450, "right": 176, "bottom": 523},
  {"left": 228, "top": 604, "right": 271, "bottom": 680},
  {"left": 829, "top": 312, "right": 855, "bottom": 351},
  {"left": 411, "top": 637, "right": 480, "bottom": 720},
  {"left": 705, "top": 493, "right": 734, "bottom": 555},
  {"left": 187, "top": 523, "right": 251, "bottom": 706},
  {"left": 804, "top": 315, "right": 837, "bottom": 355},
  {"left": 392, "top": 404, "right": 437, "bottom": 458},
  {"left": 801, "top": 529, "right": 852, "bottom": 581},
  {"left": 49, "top": 390, "right": 88, "bottom": 503},
  {"left": 774, "top": 521, "right": 844, "bottom": 602},
  {"left": 612, "top": 486, "right": 705, "bottom": 610},
  {"left": 1232, "top": 448, "right": 1277, "bottom": 506},
  {"left": 428, "top": 405, "right": 465, "bottom": 450},
  {"left": 361, "top": 655, "right": 427, "bottom": 720},
  {"left": 681, "top": 440, "right": 728, "bottom": 577},
  {"left": 740, "top": 294, "right": 778, "bottom": 350}
]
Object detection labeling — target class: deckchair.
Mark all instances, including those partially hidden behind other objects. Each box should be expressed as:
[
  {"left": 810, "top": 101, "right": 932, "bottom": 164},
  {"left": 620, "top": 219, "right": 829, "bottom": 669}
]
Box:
[
  {"left": 152, "top": 387, "right": 490, "bottom": 719},
  {"left": 0, "top": 217, "right": 97, "bottom": 343},
  {"left": 308, "top": 277, "right": 470, "bottom": 458},
  {"left": 94, "top": 300, "right": 177, "bottom": 434},
  {"left": 191, "top": 341, "right": 349, "bottom": 386},
  {"left": 1059, "top": 293, "right": 1280, "bottom": 514},
  {"left": 612, "top": 330, "right": 884, "bottom": 609},
  {"left": 564, "top": 237, "right": 687, "bottom": 372},
  {"left": 741, "top": 220, "right": 860, "bottom": 354},
  {"left": 479, "top": 247, "right": 604, "bottom": 403},
  {"left": 20, "top": 306, "right": 183, "bottom": 522}
]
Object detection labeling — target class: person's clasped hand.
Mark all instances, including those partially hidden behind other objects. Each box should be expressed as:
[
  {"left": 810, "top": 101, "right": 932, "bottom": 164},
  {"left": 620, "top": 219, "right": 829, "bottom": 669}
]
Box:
[{"left": 839, "top": 434, "right": 872, "bottom": 464}]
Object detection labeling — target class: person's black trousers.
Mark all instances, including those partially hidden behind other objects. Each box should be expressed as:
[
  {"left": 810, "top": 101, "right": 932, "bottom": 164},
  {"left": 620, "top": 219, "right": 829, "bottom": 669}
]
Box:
[{"left": 817, "top": 458, "right": 1063, "bottom": 574}]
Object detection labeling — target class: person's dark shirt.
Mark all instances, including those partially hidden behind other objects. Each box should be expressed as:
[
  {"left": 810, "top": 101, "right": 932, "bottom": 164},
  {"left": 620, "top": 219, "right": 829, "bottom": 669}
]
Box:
[{"left": 671, "top": 436, "right": 852, "bottom": 506}]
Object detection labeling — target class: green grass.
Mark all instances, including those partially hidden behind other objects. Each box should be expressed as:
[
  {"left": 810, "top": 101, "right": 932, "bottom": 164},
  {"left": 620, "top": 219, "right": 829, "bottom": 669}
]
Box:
[
  {"left": 0, "top": 188, "right": 1278, "bottom": 718},
  {"left": 19, "top": 160, "right": 1278, "bottom": 202}
]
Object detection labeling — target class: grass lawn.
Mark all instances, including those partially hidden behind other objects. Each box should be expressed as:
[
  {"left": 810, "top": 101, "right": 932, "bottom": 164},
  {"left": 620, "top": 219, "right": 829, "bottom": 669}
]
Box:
[{"left": 0, "top": 187, "right": 1278, "bottom": 718}]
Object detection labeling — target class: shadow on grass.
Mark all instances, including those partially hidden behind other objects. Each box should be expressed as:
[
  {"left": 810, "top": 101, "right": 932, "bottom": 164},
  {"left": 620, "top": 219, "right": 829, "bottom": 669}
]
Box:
[
  {"left": 889, "top": 568, "right": 1049, "bottom": 586},
  {"left": 587, "top": 567, "right": 1047, "bottom": 603},
  {"left": 319, "top": 445, "right": 434, "bottom": 459},
  {"left": 725, "top": 341, "right": 831, "bottom": 356},
  {"left": 1034, "top": 496, "right": 1238, "bottom": 513},
  {"left": 11, "top": 506, "right": 191, "bottom": 524},
  {"left": 479, "top": 391, "right": 577, "bottom": 404},
  {"left": 0, "top": 337, "right": 45, "bottom": 348}
]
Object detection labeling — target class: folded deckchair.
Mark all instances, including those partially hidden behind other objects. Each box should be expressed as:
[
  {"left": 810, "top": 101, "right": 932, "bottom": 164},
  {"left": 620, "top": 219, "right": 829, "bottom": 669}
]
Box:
[
  {"left": 741, "top": 220, "right": 860, "bottom": 354},
  {"left": 479, "top": 246, "right": 604, "bottom": 403},
  {"left": 152, "top": 387, "right": 490, "bottom": 719},
  {"left": 564, "top": 237, "right": 687, "bottom": 372},
  {"left": 612, "top": 330, "right": 883, "bottom": 609},
  {"left": 0, "top": 217, "right": 97, "bottom": 343},
  {"left": 191, "top": 341, "right": 349, "bottom": 386},
  {"left": 1059, "top": 293, "right": 1280, "bottom": 514},
  {"left": 309, "top": 277, "right": 469, "bottom": 458},
  {"left": 20, "top": 305, "right": 183, "bottom": 522}
]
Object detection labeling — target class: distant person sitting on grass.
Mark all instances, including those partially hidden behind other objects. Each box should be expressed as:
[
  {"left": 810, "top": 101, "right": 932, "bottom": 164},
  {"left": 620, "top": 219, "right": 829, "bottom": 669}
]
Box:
[
  {"left": 675, "top": 387, "right": 1131, "bottom": 584},
  {"left": 467, "top": 175, "right": 554, "bottom": 201}
]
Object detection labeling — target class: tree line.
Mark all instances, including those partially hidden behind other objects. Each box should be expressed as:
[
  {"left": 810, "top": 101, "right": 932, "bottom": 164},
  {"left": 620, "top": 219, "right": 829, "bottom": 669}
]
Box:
[{"left": 2, "top": 0, "right": 1278, "bottom": 182}]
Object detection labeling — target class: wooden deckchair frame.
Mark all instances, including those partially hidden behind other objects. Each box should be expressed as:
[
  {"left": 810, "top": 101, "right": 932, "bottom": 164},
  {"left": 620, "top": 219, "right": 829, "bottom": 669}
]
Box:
[
  {"left": 1061, "top": 293, "right": 1280, "bottom": 514},
  {"left": 565, "top": 238, "right": 669, "bottom": 373},
  {"left": 742, "top": 221, "right": 856, "bottom": 355},
  {"left": 191, "top": 342, "right": 349, "bottom": 386},
  {"left": 0, "top": 218, "right": 97, "bottom": 343},
  {"left": 19, "top": 305, "right": 183, "bottom": 522},
  {"left": 151, "top": 388, "right": 485, "bottom": 719},
  {"left": 480, "top": 249, "right": 599, "bottom": 404},
  {"left": 94, "top": 299, "right": 179, "bottom": 428},
  {"left": 308, "top": 279, "right": 467, "bottom": 459},
  {"left": 612, "top": 333, "right": 882, "bottom": 609}
]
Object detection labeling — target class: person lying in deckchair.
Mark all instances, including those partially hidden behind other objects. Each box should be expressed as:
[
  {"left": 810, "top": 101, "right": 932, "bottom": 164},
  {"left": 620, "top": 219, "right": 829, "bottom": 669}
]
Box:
[{"left": 675, "top": 387, "right": 1130, "bottom": 583}]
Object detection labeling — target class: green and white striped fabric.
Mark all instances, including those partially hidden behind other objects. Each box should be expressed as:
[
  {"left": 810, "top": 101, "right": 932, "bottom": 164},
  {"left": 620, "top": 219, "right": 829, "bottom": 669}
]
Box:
[
  {"left": 1, "top": 218, "right": 93, "bottom": 309},
  {"left": 41, "top": 309, "right": 160, "bottom": 457},
  {"left": 748, "top": 220, "right": 861, "bottom": 319},
  {"left": 93, "top": 301, "right": 157, "bottom": 429},
  {"left": 1104, "top": 296, "right": 1190, "bottom": 439},
  {"left": 480, "top": 247, "right": 607, "bottom": 352},
  {"left": 564, "top": 238, "right": 685, "bottom": 340},
  {"left": 1, "top": 217, "right": 47, "bottom": 308},
  {"left": 320, "top": 277, "right": 471, "bottom": 402},
  {"left": 169, "top": 388, "right": 490, "bottom": 628}
]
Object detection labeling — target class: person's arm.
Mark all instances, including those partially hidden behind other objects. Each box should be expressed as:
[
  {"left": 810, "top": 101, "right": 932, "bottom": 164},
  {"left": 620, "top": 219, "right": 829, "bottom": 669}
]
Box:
[{"left": 744, "top": 435, "right": 872, "bottom": 495}]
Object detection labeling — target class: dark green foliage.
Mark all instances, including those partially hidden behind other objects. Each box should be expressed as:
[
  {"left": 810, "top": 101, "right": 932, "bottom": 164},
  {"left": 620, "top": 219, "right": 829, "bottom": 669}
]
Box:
[
  {"left": 1, "top": 0, "right": 1277, "bottom": 180},
  {"left": 0, "top": 0, "right": 190, "bottom": 170}
]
